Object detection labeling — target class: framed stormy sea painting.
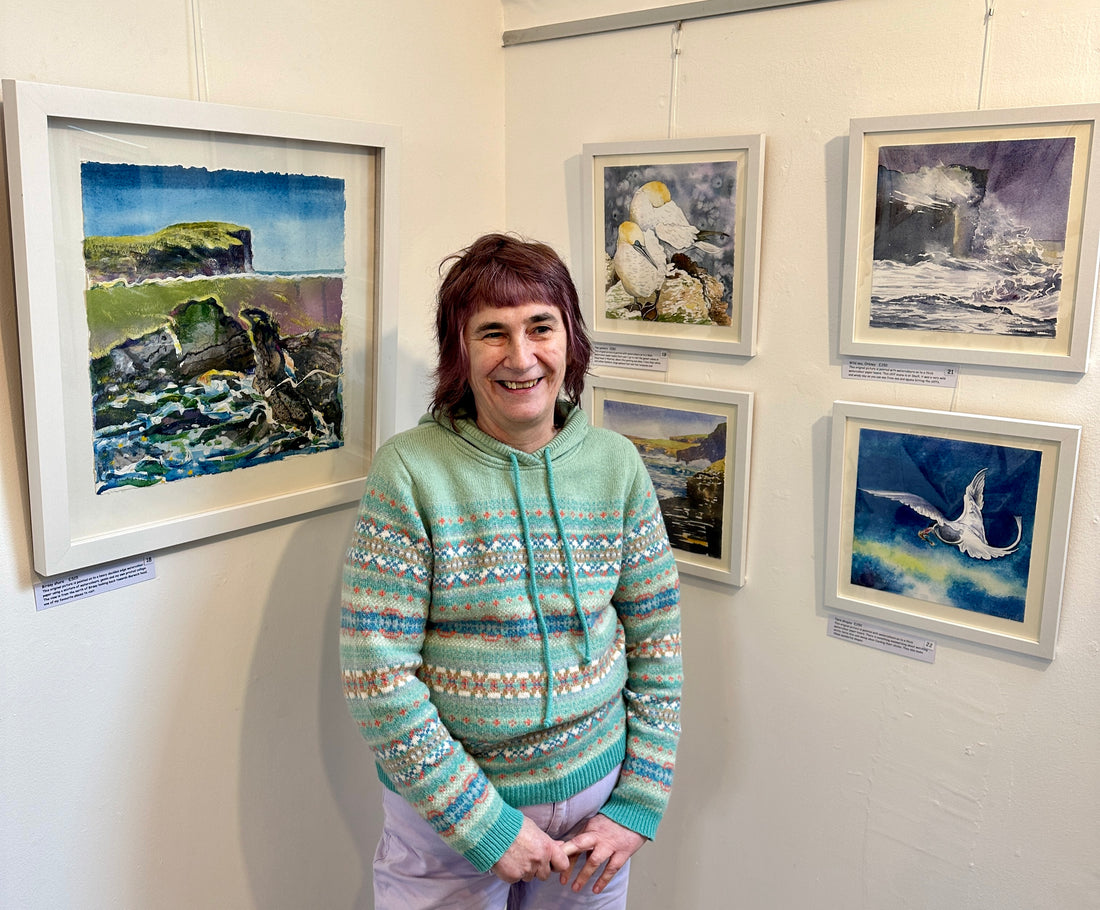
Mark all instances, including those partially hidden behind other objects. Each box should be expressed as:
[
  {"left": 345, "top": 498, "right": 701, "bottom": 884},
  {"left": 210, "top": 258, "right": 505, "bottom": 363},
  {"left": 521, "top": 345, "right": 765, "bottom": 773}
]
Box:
[
  {"left": 825, "top": 402, "right": 1080, "bottom": 659},
  {"left": 840, "top": 105, "right": 1100, "bottom": 372},
  {"left": 2, "top": 80, "right": 399, "bottom": 575},
  {"left": 581, "top": 135, "right": 765, "bottom": 356},
  {"left": 587, "top": 376, "right": 753, "bottom": 586}
]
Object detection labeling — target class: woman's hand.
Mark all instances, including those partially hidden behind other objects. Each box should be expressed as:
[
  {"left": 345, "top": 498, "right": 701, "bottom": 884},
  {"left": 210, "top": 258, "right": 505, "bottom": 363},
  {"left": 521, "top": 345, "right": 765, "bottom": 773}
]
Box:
[
  {"left": 561, "top": 814, "right": 646, "bottom": 894},
  {"left": 491, "top": 816, "right": 572, "bottom": 884}
]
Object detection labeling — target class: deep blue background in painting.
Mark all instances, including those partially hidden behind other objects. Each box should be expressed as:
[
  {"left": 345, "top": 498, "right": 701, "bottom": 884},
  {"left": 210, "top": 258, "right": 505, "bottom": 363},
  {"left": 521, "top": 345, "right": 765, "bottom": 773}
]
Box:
[{"left": 851, "top": 428, "right": 1042, "bottom": 622}]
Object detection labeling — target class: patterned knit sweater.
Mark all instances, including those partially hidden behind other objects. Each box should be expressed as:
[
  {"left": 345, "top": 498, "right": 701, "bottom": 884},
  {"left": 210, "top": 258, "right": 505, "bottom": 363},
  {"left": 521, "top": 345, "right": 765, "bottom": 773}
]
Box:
[{"left": 340, "top": 404, "right": 682, "bottom": 872}]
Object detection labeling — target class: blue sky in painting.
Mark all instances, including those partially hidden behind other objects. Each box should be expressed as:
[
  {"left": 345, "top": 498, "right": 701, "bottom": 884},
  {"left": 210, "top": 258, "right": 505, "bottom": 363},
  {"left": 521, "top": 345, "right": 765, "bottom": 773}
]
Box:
[
  {"left": 80, "top": 162, "right": 346, "bottom": 273},
  {"left": 601, "top": 399, "right": 724, "bottom": 439},
  {"left": 851, "top": 428, "right": 1042, "bottom": 622}
]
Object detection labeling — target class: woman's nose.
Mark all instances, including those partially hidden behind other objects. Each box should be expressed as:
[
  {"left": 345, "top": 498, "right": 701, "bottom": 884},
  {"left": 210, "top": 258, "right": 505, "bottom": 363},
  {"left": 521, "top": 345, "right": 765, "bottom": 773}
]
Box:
[{"left": 504, "top": 335, "right": 536, "bottom": 368}]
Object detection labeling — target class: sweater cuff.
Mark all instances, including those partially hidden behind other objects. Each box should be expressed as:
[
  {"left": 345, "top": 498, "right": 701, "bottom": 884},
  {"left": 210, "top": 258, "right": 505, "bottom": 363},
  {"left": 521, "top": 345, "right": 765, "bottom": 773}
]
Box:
[
  {"left": 462, "top": 801, "right": 525, "bottom": 873},
  {"left": 598, "top": 792, "right": 660, "bottom": 841}
]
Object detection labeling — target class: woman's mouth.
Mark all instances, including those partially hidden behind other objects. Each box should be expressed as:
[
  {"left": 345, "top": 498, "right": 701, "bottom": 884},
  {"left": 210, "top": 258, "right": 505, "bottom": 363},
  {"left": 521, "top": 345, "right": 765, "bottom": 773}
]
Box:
[{"left": 498, "top": 378, "right": 541, "bottom": 390}]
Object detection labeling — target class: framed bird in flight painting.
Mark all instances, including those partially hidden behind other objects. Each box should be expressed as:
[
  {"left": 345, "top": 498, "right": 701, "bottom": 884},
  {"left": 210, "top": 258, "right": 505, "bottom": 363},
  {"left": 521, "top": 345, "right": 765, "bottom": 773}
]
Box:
[
  {"left": 3, "top": 80, "right": 399, "bottom": 575},
  {"left": 824, "top": 401, "right": 1080, "bottom": 660},
  {"left": 581, "top": 135, "right": 765, "bottom": 356}
]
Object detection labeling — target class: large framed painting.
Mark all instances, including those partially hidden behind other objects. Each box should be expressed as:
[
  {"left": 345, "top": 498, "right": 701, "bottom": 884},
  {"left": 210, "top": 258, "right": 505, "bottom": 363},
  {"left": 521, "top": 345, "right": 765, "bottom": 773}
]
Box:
[
  {"left": 2, "top": 80, "right": 399, "bottom": 576},
  {"left": 586, "top": 376, "right": 753, "bottom": 585},
  {"left": 840, "top": 105, "right": 1100, "bottom": 372},
  {"left": 581, "top": 135, "right": 765, "bottom": 356},
  {"left": 825, "top": 401, "right": 1080, "bottom": 659}
]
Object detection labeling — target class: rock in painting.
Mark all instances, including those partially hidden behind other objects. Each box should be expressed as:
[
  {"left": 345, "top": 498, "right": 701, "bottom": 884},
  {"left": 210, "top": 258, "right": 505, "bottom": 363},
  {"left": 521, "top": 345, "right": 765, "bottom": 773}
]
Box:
[{"left": 174, "top": 297, "right": 256, "bottom": 378}]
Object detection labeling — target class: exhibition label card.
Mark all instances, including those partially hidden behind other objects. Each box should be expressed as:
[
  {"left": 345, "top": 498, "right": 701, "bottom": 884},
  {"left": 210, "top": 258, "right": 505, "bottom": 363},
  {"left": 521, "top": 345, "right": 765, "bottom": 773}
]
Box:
[
  {"left": 592, "top": 342, "right": 669, "bottom": 372},
  {"left": 34, "top": 555, "right": 156, "bottom": 611},
  {"left": 828, "top": 614, "right": 936, "bottom": 663},
  {"left": 843, "top": 358, "right": 958, "bottom": 388}
]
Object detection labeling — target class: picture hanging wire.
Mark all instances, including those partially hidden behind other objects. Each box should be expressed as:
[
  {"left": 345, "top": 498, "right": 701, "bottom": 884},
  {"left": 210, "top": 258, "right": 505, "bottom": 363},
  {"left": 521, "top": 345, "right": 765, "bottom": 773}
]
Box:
[
  {"left": 977, "top": 0, "right": 996, "bottom": 110},
  {"left": 668, "top": 21, "right": 684, "bottom": 139},
  {"left": 189, "top": 0, "right": 211, "bottom": 102}
]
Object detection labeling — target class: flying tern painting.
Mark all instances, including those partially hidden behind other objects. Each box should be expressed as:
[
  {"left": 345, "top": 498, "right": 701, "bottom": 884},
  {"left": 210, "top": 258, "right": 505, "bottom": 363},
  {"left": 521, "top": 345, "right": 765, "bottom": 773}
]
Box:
[
  {"left": 860, "top": 467, "right": 1023, "bottom": 560},
  {"left": 851, "top": 428, "right": 1041, "bottom": 622}
]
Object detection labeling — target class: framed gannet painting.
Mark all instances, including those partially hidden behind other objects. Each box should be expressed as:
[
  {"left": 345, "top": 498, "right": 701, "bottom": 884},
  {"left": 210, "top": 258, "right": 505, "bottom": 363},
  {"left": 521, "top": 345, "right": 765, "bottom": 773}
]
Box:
[
  {"left": 825, "top": 401, "right": 1080, "bottom": 660},
  {"left": 840, "top": 104, "right": 1100, "bottom": 373},
  {"left": 3, "top": 80, "right": 399, "bottom": 576},
  {"left": 581, "top": 135, "right": 764, "bottom": 357},
  {"left": 586, "top": 375, "right": 753, "bottom": 586}
]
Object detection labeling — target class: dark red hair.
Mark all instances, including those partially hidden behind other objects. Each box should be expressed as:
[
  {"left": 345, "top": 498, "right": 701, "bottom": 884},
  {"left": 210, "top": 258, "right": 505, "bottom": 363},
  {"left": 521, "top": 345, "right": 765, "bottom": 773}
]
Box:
[{"left": 430, "top": 233, "right": 591, "bottom": 420}]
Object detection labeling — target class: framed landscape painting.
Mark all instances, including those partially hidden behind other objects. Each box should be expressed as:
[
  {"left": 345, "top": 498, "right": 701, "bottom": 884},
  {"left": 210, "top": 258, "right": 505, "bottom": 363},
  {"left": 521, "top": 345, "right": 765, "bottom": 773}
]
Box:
[
  {"left": 840, "top": 105, "right": 1100, "bottom": 372},
  {"left": 825, "top": 401, "right": 1080, "bottom": 659},
  {"left": 3, "top": 80, "right": 399, "bottom": 575},
  {"left": 581, "top": 135, "right": 764, "bottom": 356},
  {"left": 587, "top": 376, "right": 753, "bottom": 585}
]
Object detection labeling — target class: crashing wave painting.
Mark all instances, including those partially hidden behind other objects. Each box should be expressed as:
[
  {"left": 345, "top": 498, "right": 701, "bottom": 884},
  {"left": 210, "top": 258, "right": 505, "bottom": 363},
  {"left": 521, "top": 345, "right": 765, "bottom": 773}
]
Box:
[
  {"left": 851, "top": 428, "right": 1042, "bottom": 622},
  {"left": 871, "top": 136, "right": 1075, "bottom": 337},
  {"left": 81, "top": 162, "right": 346, "bottom": 493}
]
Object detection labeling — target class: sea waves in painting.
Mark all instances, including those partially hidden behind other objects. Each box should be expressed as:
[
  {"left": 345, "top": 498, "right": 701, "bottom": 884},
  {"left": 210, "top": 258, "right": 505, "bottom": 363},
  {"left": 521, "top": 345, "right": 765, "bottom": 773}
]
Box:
[
  {"left": 602, "top": 399, "right": 727, "bottom": 559},
  {"left": 81, "top": 163, "right": 348, "bottom": 494},
  {"left": 88, "top": 267, "right": 344, "bottom": 493},
  {"left": 870, "top": 136, "right": 1074, "bottom": 338},
  {"left": 870, "top": 250, "right": 1060, "bottom": 337}
]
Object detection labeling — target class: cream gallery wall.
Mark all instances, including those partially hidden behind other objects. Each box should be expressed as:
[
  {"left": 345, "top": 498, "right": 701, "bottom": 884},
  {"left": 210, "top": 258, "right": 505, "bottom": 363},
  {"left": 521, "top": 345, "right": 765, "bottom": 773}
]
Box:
[{"left": 1, "top": 1, "right": 1099, "bottom": 909}]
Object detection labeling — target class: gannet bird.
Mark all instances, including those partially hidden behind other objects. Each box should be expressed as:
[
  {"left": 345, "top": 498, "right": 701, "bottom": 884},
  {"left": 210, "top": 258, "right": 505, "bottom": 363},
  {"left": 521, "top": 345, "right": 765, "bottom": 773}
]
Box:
[
  {"left": 612, "top": 220, "right": 666, "bottom": 302},
  {"left": 861, "top": 467, "right": 1023, "bottom": 560},
  {"left": 629, "top": 180, "right": 724, "bottom": 255}
]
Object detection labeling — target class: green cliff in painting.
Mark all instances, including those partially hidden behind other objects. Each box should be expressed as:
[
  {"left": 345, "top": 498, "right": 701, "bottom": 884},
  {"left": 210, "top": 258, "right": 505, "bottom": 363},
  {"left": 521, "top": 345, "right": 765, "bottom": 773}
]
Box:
[{"left": 83, "top": 221, "right": 253, "bottom": 285}]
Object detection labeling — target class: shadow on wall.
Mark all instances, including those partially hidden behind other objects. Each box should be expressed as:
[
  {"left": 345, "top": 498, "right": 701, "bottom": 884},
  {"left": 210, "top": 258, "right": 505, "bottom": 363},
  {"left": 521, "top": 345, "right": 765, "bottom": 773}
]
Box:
[
  {"left": 636, "top": 581, "right": 743, "bottom": 910},
  {"left": 236, "top": 510, "right": 383, "bottom": 909}
]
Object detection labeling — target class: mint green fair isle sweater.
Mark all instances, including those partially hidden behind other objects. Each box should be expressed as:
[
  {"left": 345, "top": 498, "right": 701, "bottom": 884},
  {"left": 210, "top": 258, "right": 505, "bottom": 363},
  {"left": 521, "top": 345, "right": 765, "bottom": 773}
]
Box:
[{"left": 340, "top": 404, "right": 682, "bottom": 873}]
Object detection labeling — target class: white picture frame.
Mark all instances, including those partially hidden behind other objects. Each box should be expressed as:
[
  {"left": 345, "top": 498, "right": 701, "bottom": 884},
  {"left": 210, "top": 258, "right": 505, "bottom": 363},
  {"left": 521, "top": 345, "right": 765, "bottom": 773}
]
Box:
[
  {"left": 825, "top": 401, "right": 1080, "bottom": 660},
  {"left": 840, "top": 104, "right": 1100, "bottom": 373},
  {"left": 2, "top": 79, "right": 400, "bottom": 575},
  {"left": 581, "top": 135, "right": 765, "bottom": 356},
  {"left": 586, "top": 375, "right": 753, "bottom": 586}
]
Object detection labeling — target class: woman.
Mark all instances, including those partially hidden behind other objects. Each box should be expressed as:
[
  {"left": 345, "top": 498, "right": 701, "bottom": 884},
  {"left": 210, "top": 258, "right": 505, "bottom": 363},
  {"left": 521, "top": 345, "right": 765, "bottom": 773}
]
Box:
[{"left": 340, "top": 233, "right": 682, "bottom": 909}]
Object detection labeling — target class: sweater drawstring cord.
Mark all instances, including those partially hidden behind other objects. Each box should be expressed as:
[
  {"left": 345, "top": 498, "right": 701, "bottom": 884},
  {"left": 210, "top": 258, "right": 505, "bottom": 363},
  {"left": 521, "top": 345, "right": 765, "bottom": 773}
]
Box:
[
  {"left": 544, "top": 447, "right": 592, "bottom": 665},
  {"left": 510, "top": 453, "right": 557, "bottom": 729}
]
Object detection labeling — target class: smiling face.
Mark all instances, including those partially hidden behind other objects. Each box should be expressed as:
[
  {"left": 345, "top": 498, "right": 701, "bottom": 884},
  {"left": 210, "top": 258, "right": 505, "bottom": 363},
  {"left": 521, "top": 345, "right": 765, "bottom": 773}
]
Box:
[{"left": 463, "top": 301, "right": 568, "bottom": 452}]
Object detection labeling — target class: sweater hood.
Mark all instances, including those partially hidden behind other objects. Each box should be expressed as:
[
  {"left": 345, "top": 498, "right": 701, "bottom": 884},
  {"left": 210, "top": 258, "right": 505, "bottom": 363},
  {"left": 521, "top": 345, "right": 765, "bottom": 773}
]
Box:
[{"left": 417, "top": 401, "right": 589, "bottom": 465}]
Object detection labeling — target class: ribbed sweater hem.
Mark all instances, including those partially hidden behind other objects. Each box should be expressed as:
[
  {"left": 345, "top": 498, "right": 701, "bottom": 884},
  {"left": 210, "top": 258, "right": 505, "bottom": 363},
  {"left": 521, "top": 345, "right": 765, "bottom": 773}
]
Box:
[
  {"left": 493, "top": 731, "right": 627, "bottom": 809},
  {"left": 463, "top": 804, "right": 525, "bottom": 872},
  {"left": 598, "top": 793, "right": 661, "bottom": 841},
  {"left": 374, "top": 729, "right": 628, "bottom": 867},
  {"left": 375, "top": 766, "right": 525, "bottom": 872}
]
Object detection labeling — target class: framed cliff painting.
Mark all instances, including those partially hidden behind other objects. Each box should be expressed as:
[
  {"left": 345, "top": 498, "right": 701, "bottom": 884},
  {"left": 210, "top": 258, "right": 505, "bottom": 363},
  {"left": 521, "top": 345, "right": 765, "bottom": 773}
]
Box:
[
  {"left": 586, "top": 375, "right": 753, "bottom": 585},
  {"left": 581, "top": 135, "right": 765, "bottom": 356},
  {"left": 2, "top": 79, "right": 399, "bottom": 575},
  {"left": 840, "top": 105, "right": 1100, "bottom": 372},
  {"left": 825, "top": 401, "right": 1080, "bottom": 659}
]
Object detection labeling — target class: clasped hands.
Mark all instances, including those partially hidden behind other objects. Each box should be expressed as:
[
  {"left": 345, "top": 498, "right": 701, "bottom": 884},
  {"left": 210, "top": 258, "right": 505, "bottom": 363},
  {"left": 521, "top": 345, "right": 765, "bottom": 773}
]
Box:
[{"left": 490, "top": 814, "right": 646, "bottom": 895}]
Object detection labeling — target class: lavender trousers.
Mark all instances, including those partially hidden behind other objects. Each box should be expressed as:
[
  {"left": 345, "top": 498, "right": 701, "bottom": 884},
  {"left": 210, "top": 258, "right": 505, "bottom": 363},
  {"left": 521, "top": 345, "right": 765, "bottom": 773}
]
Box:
[{"left": 372, "top": 766, "right": 630, "bottom": 910}]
